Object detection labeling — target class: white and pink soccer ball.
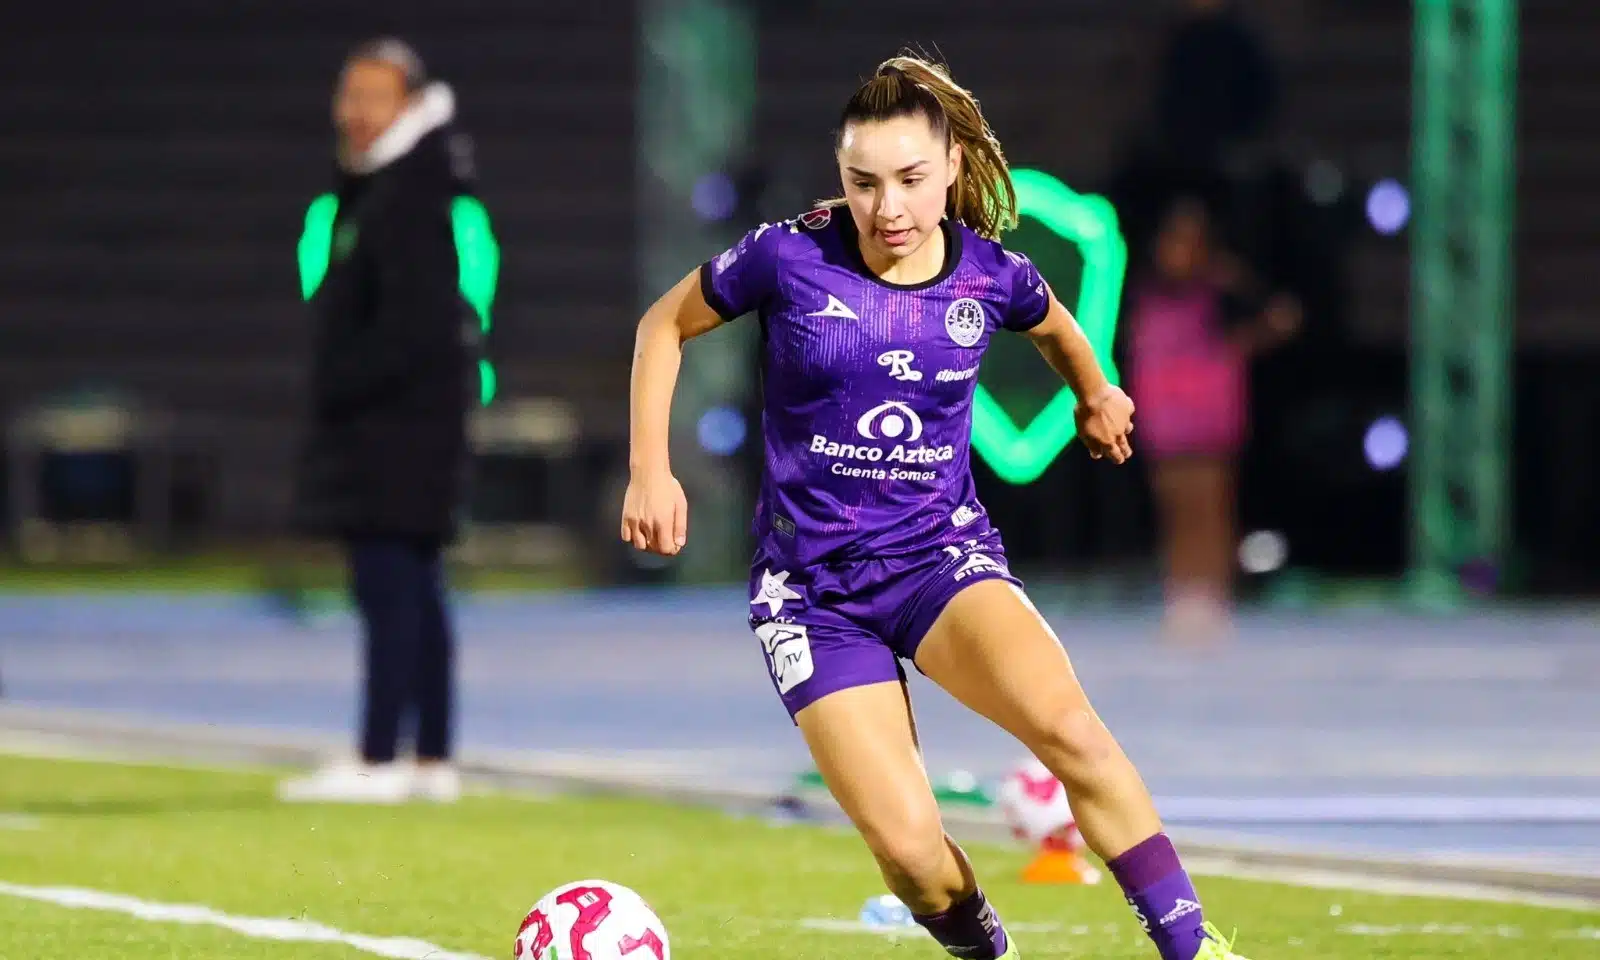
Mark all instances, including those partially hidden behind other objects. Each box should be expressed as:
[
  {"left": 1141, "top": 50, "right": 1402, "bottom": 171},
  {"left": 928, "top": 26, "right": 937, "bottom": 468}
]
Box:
[
  {"left": 515, "top": 880, "right": 670, "bottom": 960},
  {"left": 994, "top": 758, "right": 1085, "bottom": 852}
]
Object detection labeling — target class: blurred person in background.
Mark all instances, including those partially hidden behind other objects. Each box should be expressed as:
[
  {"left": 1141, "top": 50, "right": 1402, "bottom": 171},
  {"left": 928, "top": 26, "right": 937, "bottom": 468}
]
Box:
[
  {"left": 1109, "top": 0, "right": 1282, "bottom": 273},
  {"left": 1127, "top": 196, "right": 1298, "bottom": 643},
  {"left": 280, "top": 38, "right": 479, "bottom": 804},
  {"left": 1154, "top": 0, "right": 1279, "bottom": 180}
]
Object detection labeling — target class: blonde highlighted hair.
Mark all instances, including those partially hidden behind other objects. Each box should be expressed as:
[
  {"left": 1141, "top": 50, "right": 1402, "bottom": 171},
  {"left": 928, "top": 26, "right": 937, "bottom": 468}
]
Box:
[{"left": 823, "top": 53, "right": 1018, "bottom": 240}]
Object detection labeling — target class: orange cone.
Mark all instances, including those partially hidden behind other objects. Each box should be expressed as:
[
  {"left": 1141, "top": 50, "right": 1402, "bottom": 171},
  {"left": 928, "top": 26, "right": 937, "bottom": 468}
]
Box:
[{"left": 1020, "top": 836, "right": 1101, "bottom": 885}]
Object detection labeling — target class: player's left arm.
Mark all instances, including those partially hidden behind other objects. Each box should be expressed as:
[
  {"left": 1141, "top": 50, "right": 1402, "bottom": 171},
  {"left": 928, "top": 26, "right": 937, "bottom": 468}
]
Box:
[{"left": 1023, "top": 293, "right": 1135, "bottom": 463}]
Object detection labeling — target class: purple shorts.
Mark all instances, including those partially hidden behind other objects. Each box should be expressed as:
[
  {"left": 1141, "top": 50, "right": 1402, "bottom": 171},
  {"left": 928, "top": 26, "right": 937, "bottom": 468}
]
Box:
[{"left": 747, "top": 531, "right": 1023, "bottom": 720}]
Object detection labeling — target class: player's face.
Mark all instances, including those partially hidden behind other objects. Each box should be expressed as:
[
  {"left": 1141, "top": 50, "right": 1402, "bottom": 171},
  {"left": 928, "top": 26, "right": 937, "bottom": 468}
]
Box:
[
  {"left": 334, "top": 59, "right": 409, "bottom": 156},
  {"left": 837, "top": 114, "right": 961, "bottom": 263}
]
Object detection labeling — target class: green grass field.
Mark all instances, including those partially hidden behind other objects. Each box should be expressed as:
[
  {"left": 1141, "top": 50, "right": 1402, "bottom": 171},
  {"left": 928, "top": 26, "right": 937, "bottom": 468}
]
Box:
[{"left": 0, "top": 753, "right": 1593, "bottom": 959}]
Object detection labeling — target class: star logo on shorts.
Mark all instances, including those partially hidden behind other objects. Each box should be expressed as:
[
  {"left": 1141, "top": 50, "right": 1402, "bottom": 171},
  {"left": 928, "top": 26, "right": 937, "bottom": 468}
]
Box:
[{"left": 752, "top": 569, "right": 802, "bottom": 617}]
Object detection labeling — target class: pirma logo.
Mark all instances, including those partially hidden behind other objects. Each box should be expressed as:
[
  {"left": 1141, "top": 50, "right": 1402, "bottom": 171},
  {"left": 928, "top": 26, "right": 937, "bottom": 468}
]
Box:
[{"left": 953, "top": 552, "right": 1005, "bottom": 582}]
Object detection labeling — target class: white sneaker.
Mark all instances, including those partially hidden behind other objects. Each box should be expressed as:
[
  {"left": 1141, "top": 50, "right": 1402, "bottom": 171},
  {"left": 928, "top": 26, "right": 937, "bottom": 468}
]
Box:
[
  {"left": 277, "top": 762, "right": 414, "bottom": 804},
  {"left": 411, "top": 764, "right": 462, "bottom": 803}
]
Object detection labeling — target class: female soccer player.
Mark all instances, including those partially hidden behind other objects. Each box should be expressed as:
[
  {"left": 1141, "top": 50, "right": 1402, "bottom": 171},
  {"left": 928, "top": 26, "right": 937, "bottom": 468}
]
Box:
[{"left": 622, "top": 55, "right": 1251, "bottom": 960}]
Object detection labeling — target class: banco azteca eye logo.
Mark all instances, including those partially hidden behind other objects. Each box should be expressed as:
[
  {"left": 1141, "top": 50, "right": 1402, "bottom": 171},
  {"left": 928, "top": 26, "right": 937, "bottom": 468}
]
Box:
[
  {"left": 855, "top": 400, "right": 923, "bottom": 442},
  {"left": 944, "top": 298, "right": 986, "bottom": 348}
]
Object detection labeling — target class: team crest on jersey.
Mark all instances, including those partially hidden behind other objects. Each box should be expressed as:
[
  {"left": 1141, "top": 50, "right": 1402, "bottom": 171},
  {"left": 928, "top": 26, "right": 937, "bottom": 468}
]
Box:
[
  {"left": 944, "top": 298, "right": 987, "bottom": 348},
  {"left": 798, "top": 207, "right": 833, "bottom": 230}
]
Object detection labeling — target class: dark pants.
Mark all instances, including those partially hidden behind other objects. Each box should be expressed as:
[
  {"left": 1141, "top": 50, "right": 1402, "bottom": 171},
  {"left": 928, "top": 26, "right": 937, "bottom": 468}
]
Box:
[{"left": 347, "top": 536, "right": 454, "bottom": 764}]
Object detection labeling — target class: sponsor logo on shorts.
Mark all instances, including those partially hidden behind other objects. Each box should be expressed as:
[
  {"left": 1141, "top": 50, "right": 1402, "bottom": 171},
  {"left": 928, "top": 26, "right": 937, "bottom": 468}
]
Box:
[
  {"left": 954, "top": 552, "right": 1005, "bottom": 582},
  {"left": 809, "top": 400, "right": 954, "bottom": 483},
  {"left": 755, "top": 621, "right": 814, "bottom": 695},
  {"left": 751, "top": 568, "right": 802, "bottom": 618},
  {"left": 951, "top": 505, "right": 980, "bottom": 528}
]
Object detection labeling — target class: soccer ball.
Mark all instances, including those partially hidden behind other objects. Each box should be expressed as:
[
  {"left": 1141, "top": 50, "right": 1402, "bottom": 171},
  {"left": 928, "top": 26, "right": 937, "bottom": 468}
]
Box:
[
  {"left": 994, "top": 758, "right": 1084, "bottom": 852},
  {"left": 514, "top": 880, "right": 670, "bottom": 960}
]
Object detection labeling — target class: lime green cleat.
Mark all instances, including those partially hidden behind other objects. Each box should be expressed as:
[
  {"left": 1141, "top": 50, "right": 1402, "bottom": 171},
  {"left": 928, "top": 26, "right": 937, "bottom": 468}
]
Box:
[{"left": 1193, "top": 922, "right": 1252, "bottom": 959}]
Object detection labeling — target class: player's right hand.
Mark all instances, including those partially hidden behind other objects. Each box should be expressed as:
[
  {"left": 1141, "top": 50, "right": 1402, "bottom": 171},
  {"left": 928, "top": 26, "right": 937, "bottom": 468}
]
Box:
[
  {"left": 1076, "top": 384, "right": 1135, "bottom": 464},
  {"left": 620, "top": 468, "right": 689, "bottom": 556}
]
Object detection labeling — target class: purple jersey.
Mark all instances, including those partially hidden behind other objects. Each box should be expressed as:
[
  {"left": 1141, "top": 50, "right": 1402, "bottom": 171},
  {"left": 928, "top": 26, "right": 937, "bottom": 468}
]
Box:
[{"left": 700, "top": 207, "right": 1051, "bottom": 569}]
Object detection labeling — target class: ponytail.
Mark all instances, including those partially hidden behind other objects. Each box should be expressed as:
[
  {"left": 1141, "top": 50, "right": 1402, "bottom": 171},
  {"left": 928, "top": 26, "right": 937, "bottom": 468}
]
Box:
[{"left": 830, "top": 54, "right": 1018, "bottom": 240}]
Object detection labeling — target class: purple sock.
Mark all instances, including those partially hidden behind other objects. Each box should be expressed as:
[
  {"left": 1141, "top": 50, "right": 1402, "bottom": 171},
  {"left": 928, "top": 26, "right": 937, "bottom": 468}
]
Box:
[
  {"left": 912, "top": 887, "right": 1010, "bottom": 959},
  {"left": 1107, "top": 833, "right": 1209, "bottom": 960}
]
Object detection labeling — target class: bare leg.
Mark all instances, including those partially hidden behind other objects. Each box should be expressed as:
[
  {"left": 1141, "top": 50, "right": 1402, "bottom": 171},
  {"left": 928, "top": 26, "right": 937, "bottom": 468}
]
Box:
[
  {"left": 915, "top": 579, "right": 1222, "bottom": 959},
  {"left": 795, "top": 682, "right": 1010, "bottom": 957},
  {"left": 915, "top": 581, "right": 1159, "bottom": 858},
  {"left": 1153, "top": 458, "right": 1230, "bottom": 642},
  {"left": 795, "top": 682, "right": 967, "bottom": 912},
  {"left": 1196, "top": 456, "right": 1237, "bottom": 611}
]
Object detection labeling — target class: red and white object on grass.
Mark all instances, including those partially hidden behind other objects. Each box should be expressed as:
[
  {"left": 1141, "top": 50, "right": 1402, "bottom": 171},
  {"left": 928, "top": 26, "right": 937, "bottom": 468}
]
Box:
[
  {"left": 994, "top": 759, "right": 1101, "bottom": 885},
  {"left": 515, "top": 880, "right": 671, "bottom": 960}
]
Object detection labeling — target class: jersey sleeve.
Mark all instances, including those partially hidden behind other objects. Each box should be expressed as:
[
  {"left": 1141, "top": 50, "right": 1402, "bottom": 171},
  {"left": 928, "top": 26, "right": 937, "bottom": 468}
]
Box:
[
  {"left": 1000, "top": 250, "right": 1052, "bottom": 332},
  {"left": 698, "top": 222, "right": 783, "bottom": 322}
]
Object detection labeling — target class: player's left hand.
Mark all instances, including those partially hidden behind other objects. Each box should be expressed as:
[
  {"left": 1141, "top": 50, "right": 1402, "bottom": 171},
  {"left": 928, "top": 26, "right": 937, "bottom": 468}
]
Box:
[{"left": 1076, "top": 385, "right": 1135, "bottom": 464}]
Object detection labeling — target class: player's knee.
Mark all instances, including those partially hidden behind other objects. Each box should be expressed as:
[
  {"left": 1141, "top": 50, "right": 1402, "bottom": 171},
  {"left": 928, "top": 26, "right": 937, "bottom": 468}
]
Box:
[
  {"left": 861, "top": 810, "right": 949, "bottom": 887},
  {"left": 1026, "top": 705, "right": 1117, "bottom": 779}
]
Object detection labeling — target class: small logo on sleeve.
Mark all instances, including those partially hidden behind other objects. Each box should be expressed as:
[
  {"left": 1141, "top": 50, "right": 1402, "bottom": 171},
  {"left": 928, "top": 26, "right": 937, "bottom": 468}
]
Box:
[{"left": 798, "top": 208, "right": 833, "bottom": 230}]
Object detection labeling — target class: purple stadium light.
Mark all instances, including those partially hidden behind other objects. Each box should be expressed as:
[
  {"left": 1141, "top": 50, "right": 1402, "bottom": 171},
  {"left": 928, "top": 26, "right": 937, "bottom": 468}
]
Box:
[
  {"left": 1364, "top": 415, "right": 1409, "bottom": 471},
  {"left": 1366, "top": 179, "right": 1411, "bottom": 235}
]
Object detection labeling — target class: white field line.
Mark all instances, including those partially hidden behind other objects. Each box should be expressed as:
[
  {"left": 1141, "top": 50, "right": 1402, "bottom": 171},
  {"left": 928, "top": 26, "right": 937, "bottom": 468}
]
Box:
[
  {"left": 798, "top": 918, "right": 1600, "bottom": 942},
  {"left": 0, "top": 881, "right": 493, "bottom": 960},
  {"left": 1182, "top": 856, "right": 1600, "bottom": 911}
]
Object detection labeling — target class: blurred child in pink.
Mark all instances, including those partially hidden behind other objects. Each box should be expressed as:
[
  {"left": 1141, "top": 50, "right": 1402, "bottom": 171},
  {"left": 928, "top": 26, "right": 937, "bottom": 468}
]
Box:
[{"left": 1127, "top": 196, "right": 1299, "bottom": 641}]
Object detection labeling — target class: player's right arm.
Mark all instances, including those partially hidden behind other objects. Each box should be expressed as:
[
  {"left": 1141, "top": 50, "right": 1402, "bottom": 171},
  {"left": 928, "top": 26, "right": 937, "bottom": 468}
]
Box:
[
  {"left": 622, "top": 221, "right": 783, "bottom": 556},
  {"left": 621, "top": 271, "right": 724, "bottom": 556}
]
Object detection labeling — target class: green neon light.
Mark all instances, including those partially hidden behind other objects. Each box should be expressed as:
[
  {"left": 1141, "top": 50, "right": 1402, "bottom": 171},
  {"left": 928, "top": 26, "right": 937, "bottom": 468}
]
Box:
[
  {"left": 297, "top": 194, "right": 501, "bottom": 406},
  {"left": 971, "top": 168, "right": 1127, "bottom": 485},
  {"left": 297, "top": 194, "right": 341, "bottom": 300}
]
